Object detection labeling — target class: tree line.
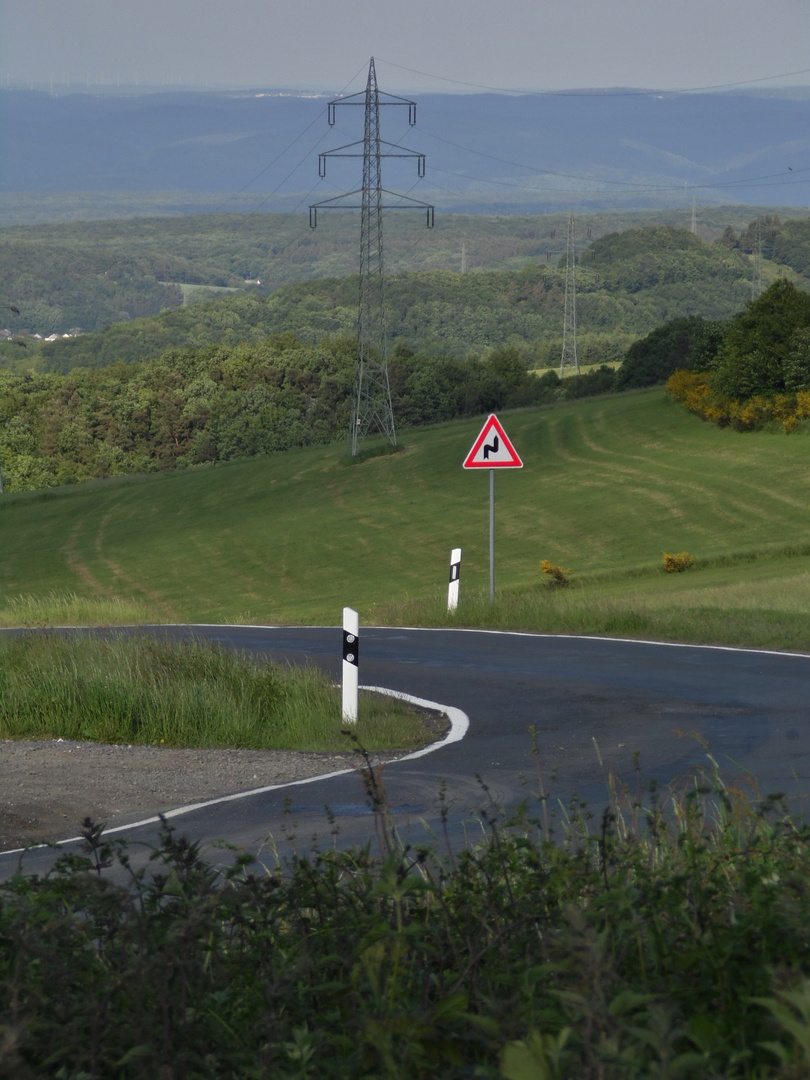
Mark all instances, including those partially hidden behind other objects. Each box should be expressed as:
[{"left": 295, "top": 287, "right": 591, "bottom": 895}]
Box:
[
  {"left": 4, "top": 208, "right": 789, "bottom": 337},
  {"left": 613, "top": 279, "right": 810, "bottom": 430},
  {"left": 2, "top": 336, "right": 616, "bottom": 493}
]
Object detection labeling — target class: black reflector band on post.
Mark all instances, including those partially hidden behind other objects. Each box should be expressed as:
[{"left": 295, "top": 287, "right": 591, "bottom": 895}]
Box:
[
  {"left": 447, "top": 546, "right": 462, "bottom": 613},
  {"left": 343, "top": 630, "right": 359, "bottom": 666}
]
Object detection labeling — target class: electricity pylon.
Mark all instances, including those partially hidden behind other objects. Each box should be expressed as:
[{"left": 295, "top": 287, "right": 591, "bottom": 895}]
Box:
[
  {"left": 559, "top": 212, "right": 579, "bottom": 377},
  {"left": 310, "top": 58, "right": 434, "bottom": 455},
  {"left": 751, "top": 217, "right": 763, "bottom": 301}
]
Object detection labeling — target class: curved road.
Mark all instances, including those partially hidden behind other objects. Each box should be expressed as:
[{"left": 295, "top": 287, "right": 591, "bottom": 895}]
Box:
[{"left": 2, "top": 626, "right": 810, "bottom": 871}]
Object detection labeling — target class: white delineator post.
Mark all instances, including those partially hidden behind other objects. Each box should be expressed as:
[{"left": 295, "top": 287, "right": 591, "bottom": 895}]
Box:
[
  {"left": 342, "top": 606, "right": 359, "bottom": 723},
  {"left": 447, "top": 547, "right": 462, "bottom": 612}
]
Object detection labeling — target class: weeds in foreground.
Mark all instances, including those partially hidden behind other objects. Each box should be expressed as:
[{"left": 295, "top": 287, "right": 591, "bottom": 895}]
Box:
[{"left": 1, "top": 756, "right": 810, "bottom": 1078}]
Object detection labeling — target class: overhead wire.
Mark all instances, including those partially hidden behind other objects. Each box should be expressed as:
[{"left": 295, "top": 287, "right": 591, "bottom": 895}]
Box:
[
  {"left": 203, "top": 56, "right": 810, "bottom": 285},
  {"left": 205, "top": 105, "right": 329, "bottom": 216},
  {"left": 414, "top": 125, "right": 810, "bottom": 198},
  {"left": 375, "top": 57, "right": 810, "bottom": 98},
  {"left": 206, "top": 53, "right": 810, "bottom": 234},
  {"left": 204, "top": 53, "right": 810, "bottom": 242},
  {"left": 208, "top": 62, "right": 373, "bottom": 274},
  {"left": 372, "top": 58, "right": 810, "bottom": 202}
]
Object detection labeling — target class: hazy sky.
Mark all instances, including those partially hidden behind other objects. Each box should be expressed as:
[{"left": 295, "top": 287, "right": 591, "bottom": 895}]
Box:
[{"left": 1, "top": 0, "right": 809, "bottom": 94}]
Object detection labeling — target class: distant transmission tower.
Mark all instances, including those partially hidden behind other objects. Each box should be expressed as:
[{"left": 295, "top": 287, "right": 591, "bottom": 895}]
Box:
[
  {"left": 560, "top": 212, "right": 579, "bottom": 377},
  {"left": 310, "top": 58, "right": 434, "bottom": 456},
  {"left": 751, "top": 217, "right": 763, "bottom": 300}
]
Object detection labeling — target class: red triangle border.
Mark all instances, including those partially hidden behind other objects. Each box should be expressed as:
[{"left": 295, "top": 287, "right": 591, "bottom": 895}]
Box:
[{"left": 463, "top": 414, "right": 523, "bottom": 469}]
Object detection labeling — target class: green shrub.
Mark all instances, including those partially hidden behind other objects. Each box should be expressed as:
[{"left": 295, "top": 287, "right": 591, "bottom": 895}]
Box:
[{"left": 2, "top": 757, "right": 810, "bottom": 1077}]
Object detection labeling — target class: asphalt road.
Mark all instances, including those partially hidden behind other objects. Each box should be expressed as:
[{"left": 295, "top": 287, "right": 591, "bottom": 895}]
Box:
[{"left": 3, "top": 625, "right": 810, "bottom": 873}]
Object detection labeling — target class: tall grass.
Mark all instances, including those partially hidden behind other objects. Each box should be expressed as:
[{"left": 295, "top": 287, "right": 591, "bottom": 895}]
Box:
[
  {"left": 0, "top": 634, "right": 428, "bottom": 751},
  {"left": 0, "top": 591, "right": 154, "bottom": 628}
]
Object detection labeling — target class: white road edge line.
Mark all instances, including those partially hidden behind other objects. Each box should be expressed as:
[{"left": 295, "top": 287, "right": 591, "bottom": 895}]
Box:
[
  {"left": 91, "top": 624, "right": 810, "bottom": 661},
  {"left": 4, "top": 624, "right": 809, "bottom": 661},
  {"left": 3, "top": 618, "right": 807, "bottom": 858},
  {"left": 0, "top": 688, "right": 469, "bottom": 856}
]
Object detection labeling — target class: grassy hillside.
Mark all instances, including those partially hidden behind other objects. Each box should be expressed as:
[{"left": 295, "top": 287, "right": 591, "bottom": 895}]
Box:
[{"left": 4, "top": 389, "right": 810, "bottom": 649}]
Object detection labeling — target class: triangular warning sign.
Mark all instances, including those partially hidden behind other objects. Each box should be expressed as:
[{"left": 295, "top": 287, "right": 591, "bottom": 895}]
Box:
[{"left": 463, "top": 414, "right": 523, "bottom": 469}]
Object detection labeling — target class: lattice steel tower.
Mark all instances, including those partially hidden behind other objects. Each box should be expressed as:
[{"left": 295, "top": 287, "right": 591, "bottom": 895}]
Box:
[
  {"left": 311, "top": 58, "right": 434, "bottom": 455},
  {"left": 751, "top": 217, "right": 763, "bottom": 301},
  {"left": 560, "top": 212, "right": 580, "bottom": 377}
]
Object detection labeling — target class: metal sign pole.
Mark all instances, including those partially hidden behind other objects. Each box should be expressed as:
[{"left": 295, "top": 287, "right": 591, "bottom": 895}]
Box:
[
  {"left": 489, "top": 468, "right": 495, "bottom": 603},
  {"left": 462, "top": 415, "right": 522, "bottom": 607}
]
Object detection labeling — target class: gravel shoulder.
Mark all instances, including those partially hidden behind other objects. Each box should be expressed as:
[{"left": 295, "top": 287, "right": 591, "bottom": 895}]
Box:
[{"left": 0, "top": 709, "right": 450, "bottom": 851}]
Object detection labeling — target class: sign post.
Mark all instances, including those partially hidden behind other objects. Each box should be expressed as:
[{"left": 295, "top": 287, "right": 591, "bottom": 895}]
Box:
[
  {"left": 463, "top": 415, "right": 523, "bottom": 603},
  {"left": 489, "top": 469, "right": 495, "bottom": 601}
]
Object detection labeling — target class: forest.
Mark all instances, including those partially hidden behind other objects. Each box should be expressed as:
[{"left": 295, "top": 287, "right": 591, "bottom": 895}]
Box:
[
  {"left": 4, "top": 223, "right": 765, "bottom": 374},
  {"left": 0, "top": 335, "right": 580, "bottom": 492},
  {"left": 2, "top": 216, "right": 810, "bottom": 493},
  {"left": 2, "top": 207, "right": 805, "bottom": 345},
  {"left": 660, "top": 280, "right": 810, "bottom": 430}
]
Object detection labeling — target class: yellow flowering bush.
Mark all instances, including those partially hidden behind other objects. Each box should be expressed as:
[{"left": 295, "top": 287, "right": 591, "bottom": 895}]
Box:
[
  {"left": 540, "top": 560, "right": 570, "bottom": 587},
  {"left": 667, "top": 371, "right": 810, "bottom": 433},
  {"left": 663, "top": 551, "right": 693, "bottom": 573}
]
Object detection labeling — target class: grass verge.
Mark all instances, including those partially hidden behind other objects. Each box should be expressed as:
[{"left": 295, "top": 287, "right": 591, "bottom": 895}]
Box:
[
  {"left": 371, "top": 546, "right": 810, "bottom": 651},
  {"left": 0, "top": 591, "right": 154, "bottom": 629},
  {"left": 0, "top": 633, "right": 431, "bottom": 752}
]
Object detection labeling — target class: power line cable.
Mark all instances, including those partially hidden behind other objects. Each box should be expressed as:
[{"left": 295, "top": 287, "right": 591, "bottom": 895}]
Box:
[
  {"left": 209, "top": 62, "right": 370, "bottom": 215},
  {"left": 419, "top": 126, "right": 810, "bottom": 194},
  {"left": 376, "top": 57, "right": 810, "bottom": 98}
]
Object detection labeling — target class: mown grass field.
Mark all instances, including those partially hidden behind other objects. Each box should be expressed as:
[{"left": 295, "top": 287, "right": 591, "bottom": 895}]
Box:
[{"left": 3, "top": 388, "right": 810, "bottom": 648}]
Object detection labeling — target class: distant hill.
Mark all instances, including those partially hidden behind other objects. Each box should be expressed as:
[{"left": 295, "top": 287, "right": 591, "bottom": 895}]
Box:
[
  {"left": 2, "top": 208, "right": 772, "bottom": 341},
  {"left": 32, "top": 226, "right": 756, "bottom": 373},
  {"left": 1, "top": 87, "right": 810, "bottom": 220}
]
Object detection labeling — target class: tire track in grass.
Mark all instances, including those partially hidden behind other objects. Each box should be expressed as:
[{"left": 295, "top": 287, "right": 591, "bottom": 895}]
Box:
[
  {"left": 548, "top": 410, "right": 797, "bottom": 538},
  {"left": 545, "top": 415, "right": 745, "bottom": 535},
  {"left": 579, "top": 406, "right": 810, "bottom": 517},
  {"left": 220, "top": 528, "right": 298, "bottom": 596},
  {"left": 61, "top": 520, "right": 116, "bottom": 597},
  {"left": 94, "top": 510, "right": 179, "bottom": 620}
]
